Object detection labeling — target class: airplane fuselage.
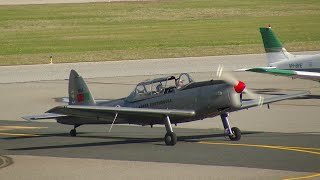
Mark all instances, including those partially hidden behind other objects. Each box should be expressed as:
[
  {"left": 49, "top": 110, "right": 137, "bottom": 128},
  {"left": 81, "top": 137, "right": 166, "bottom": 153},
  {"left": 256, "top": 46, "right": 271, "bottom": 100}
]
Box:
[
  {"left": 56, "top": 81, "right": 241, "bottom": 126},
  {"left": 271, "top": 54, "right": 320, "bottom": 72}
]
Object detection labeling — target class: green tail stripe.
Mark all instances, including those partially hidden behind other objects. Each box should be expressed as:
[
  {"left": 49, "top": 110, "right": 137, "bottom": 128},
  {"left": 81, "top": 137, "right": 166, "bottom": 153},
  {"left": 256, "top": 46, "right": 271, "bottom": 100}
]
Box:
[
  {"left": 247, "top": 68, "right": 296, "bottom": 76},
  {"left": 84, "top": 92, "right": 91, "bottom": 102},
  {"left": 260, "top": 27, "right": 283, "bottom": 53}
]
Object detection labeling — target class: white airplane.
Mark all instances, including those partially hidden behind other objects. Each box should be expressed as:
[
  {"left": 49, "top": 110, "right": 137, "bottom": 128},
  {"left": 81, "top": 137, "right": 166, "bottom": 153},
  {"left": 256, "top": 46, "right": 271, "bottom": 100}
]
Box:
[{"left": 238, "top": 26, "right": 320, "bottom": 81}]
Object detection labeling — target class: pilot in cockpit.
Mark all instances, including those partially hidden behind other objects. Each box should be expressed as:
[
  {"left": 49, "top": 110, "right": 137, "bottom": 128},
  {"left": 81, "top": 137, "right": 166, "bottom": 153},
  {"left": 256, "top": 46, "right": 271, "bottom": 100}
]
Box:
[
  {"left": 156, "top": 83, "right": 164, "bottom": 93},
  {"left": 177, "top": 79, "right": 184, "bottom": 89}
]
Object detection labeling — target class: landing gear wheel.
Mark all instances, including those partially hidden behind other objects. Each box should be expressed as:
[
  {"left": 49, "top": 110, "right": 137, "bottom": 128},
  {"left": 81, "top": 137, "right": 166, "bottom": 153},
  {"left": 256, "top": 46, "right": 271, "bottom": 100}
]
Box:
[
  {"left": 164, "top": 132, "right": 177, "bottom": 146},
  {"left": 228, "top": 127, "right": 241, "bottom": 141},
  {"left": 70, "top": 129, "right": 77, "bottom": 137}
]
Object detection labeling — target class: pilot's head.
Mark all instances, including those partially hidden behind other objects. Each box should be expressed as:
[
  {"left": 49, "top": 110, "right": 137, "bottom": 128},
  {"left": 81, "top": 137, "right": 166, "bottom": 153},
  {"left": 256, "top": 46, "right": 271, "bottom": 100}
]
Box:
[{"left": 156, "top": 84, "right": 163, "bottom": 92}]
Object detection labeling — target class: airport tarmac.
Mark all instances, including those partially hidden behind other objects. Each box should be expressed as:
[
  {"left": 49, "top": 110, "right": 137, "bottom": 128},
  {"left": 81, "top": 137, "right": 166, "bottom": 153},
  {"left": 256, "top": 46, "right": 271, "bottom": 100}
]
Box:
[
  {"left": 0, "top": 54, "right": 320, "bottom": 179},
  {"left": 0, "top": 121, "right": 319, "bottom": 180}
]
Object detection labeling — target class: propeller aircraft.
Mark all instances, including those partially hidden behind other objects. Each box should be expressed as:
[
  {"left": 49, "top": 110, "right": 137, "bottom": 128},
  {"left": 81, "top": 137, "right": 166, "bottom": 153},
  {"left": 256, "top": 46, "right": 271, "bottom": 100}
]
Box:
[
  {"left": 23, "top": 69, "right": 309, "bottom": 146},
  {"left": 238, "top": 26, "right": 320, "bottom": 81}
]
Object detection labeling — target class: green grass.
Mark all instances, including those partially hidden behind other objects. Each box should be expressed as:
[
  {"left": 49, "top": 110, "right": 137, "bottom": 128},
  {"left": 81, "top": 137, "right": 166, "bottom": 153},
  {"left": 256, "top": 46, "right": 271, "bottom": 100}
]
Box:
[{"left": 1, "top": 0, "right": 320, "bottom": 65}]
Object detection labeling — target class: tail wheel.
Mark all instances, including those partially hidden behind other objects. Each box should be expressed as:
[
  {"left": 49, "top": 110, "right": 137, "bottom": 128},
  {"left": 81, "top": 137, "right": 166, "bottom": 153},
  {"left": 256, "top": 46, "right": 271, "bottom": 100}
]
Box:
[
  {"left": 70, "top": 129, "right": 77, "bottom": 137},
  {"left": 228, "top": 127, "right": 241, "bottom": 141},
  {"left": 164, "top": 132, "right": 177, "bottom": 146}
]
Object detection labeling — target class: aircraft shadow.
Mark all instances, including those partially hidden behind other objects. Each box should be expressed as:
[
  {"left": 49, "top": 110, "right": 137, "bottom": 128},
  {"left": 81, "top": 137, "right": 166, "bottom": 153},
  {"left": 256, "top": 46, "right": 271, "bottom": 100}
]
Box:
[{"left": 6, "top": 131, "right": 260, "bottom": 151}]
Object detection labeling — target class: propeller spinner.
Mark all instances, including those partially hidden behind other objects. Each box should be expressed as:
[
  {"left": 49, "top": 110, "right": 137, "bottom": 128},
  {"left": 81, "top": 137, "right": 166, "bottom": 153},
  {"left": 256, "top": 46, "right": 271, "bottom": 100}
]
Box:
[
  {"left": 234, "top": 81, "right": 246, "bottom": 93},
  {"left": 217, "top": 65, "right": 264, "bottom": 106}
]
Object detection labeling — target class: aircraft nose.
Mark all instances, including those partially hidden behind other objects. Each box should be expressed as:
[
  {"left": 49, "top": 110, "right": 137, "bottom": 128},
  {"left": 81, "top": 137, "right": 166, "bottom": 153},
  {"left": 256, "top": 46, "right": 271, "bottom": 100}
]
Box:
[{"left": 234, "top": 81, "right": 246, "bottom": 93}]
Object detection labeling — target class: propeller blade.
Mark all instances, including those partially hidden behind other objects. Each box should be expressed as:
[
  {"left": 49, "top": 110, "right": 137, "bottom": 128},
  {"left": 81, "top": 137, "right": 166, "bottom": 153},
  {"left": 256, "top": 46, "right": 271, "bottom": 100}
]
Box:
[
  {"left": 243, "top": 88, "right": 258, "bottom": 99},
  {"left": 216, "top": 64, "right": 264, "bottom": 106},
  {"left": 216, "top": 65, "right": 238, "bottom": 85},
  {"left": 243, "top": 89, "right": 264, "bottom": 106},
  {"left": 217, "top": 65, "right": 245, "bottom": 93}
]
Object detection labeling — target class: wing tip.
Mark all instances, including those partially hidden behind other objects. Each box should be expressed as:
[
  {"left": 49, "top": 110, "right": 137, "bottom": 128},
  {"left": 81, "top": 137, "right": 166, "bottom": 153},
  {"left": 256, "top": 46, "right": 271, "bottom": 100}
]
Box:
[{"left": 21, "top": 116, "right": 31, "bottom": 121}]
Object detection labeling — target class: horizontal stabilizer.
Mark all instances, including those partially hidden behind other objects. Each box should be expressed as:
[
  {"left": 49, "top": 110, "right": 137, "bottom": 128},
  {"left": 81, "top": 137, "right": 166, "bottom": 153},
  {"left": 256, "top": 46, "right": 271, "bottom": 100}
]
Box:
[
  {"left": 243, "top": 68, "right": 296, "bottom": 76},
  {"left": 236, "top": 67, "right": 276, "bottom": 72},
  {"left": 240, "top": 68, "right": 320, "bottom": 81},
  {"left": 22, "top": 113, "right": 67, "bottom": 121}
]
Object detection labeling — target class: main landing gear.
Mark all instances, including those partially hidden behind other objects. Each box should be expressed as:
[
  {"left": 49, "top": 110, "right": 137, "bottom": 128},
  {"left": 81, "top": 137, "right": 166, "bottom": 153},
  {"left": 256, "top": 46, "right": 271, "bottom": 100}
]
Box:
[
  {"left": 69, "top": 125, "right": 81, "bottom": 137},
  {"left": 162, "top": 113, "right": 241, "bottom": 146},
  {"left": 221, "top": 113, "right": 241, "bottom": 141},
  {"left": 164, "top": 116, "right": 177, "bottom": 146}
]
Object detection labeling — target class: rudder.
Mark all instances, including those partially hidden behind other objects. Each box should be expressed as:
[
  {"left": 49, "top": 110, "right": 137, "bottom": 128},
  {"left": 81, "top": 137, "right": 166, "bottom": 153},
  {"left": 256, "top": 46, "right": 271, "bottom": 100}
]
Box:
[
  {"left": 68, "top": 69, "right": 96, "bottom": 105},
  {"left": 260, "top": 26, "right": 293, "bottom": 65},
  {"left": 260, "top": 27, "right": 283, "bottom": 53}
]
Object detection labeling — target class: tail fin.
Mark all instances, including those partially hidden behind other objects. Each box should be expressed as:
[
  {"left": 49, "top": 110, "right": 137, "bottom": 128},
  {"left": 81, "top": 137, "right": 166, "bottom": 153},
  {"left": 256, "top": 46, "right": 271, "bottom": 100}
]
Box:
[
  {"left": 68, "top": 69, "right": 96, "bottom": 105},
  {"left": 260, "top": 26, "right": 294, "bottom": 65}
]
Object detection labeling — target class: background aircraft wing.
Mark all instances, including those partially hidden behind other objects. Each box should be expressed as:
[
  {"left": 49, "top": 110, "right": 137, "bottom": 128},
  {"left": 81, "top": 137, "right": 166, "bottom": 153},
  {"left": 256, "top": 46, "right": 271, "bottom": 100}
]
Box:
[
  {"left": 239, "top": 68, "right": 320, "bottom": 81},
  {"left": 238, "top": 91, "right": 309, "bottom": 110},
  {"left": 22, "top": 113, "right": 67, "bottom": 120},
  {"left": 47, "top": 105, "right": 196, "bottom": 120}
]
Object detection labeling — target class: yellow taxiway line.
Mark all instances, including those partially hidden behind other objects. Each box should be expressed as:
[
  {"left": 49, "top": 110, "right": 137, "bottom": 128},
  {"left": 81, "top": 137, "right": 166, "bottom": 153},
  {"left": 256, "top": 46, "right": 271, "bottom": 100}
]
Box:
[
  {"left": 197, "top": 141, "right": 320, "bottom": 155},
  {"left": 0, "top": 126, "right": 46, "bottom": 131},
  {"left": 0, "top": 125, "right": 46, "bottom": 137},
  {"left": 0, "top": 132, "right": 40, "bottom": 137},
  {"left": 197, "top": 141, "right": 320, "bottom": 180},
  {"left": 282, "top": 173, "right": 320, "bottom": 180}
]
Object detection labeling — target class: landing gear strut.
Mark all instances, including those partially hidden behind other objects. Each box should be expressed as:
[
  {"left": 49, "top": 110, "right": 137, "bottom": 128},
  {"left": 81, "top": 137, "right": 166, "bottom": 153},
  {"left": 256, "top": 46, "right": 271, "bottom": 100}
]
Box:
[
  {"left": 164, "top": 116, "right": 177, "bottom": 146},
  {"left": 70, "top": 125, "right": 81, "bottom": 137},
  {"left": 221, "top": 113, "right": 241, "bottom": 141}
]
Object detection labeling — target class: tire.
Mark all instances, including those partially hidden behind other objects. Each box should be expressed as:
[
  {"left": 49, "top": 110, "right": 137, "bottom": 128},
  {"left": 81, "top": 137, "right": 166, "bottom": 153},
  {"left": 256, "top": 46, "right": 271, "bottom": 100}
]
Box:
[
  {"left": 228, "top": 127, "right": 241, "bottom": 141},
  {"left": 164, "top": 132, "right": 177, "bottom": 146},
  {"left": 70, "top": 129, "right": 77, "bottom": 137}
]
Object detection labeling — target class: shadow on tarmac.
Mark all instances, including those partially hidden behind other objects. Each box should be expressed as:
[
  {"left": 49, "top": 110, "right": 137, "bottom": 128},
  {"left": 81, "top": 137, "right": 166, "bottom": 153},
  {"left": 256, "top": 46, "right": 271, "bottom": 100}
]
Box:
[{"left": 6, "top": 132, "right": 260, "bottom": 151}]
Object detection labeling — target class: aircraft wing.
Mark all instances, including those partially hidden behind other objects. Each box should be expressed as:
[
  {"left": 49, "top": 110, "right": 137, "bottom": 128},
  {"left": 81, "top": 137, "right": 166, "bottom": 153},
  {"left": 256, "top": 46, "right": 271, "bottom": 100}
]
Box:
[
  {"left": 47, "top": 105, "right": 196, "bottom": 119},
  {"left": 238, "top": 68, "right": 320, "bottom": 81},
  {"left": 238, "top": 91, "right": 310, "bottom": 110},
  {"left": 22, "top": 113, "right": 67, "bottom": 120}
]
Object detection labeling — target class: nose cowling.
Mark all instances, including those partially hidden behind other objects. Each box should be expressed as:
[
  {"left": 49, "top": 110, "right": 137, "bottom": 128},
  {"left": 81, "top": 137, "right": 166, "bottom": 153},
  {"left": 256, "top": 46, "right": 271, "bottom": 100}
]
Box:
[
  {"left": 228, "top": 87, "right": 242, "bottom": 109},
  {"left": 234, "top": 81, "right": 246, "bottom": 93}
]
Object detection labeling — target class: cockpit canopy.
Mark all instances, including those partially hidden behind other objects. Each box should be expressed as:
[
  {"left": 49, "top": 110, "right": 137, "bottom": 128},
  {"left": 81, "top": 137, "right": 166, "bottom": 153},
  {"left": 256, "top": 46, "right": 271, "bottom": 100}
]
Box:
[{"left": 126, "top": 73, "right": 194, "bottom": 102}]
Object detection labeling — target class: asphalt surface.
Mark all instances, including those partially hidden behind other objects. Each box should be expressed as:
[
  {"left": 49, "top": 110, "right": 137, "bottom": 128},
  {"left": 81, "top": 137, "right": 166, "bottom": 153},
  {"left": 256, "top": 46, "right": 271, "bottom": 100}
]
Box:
[
  {"left": 0, "top": 52, "right": 319, "bottom": 84},
  {"left": 0, "top": 54, "right": 266, "bottom": 83},
  {"left": 1, "top": 0, "right": 320, "bottom": 179},
  {"left": 0, "top": 54, "right": 320, "bottom": 179},
  {"left": 0, "top": 120, "right": 319, "bottom": 179}
]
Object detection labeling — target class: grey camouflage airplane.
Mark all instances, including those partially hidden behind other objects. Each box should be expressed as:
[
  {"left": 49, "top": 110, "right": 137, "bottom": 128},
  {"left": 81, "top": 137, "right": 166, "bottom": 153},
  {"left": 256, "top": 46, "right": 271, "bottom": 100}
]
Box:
[{"left": 24, "top": 69, "right": 308, "bottom": 146}]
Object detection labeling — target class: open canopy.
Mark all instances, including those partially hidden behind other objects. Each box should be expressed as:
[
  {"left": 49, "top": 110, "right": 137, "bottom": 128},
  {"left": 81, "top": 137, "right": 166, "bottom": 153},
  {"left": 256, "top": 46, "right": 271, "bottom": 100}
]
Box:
[{"left": 126, "top": 73, "right": 194, "bottom": 102}]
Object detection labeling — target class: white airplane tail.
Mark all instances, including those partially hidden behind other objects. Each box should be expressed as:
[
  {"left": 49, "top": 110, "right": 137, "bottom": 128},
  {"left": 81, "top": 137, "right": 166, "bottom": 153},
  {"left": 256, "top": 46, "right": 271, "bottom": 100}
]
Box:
[{"left": 260, "top": 26, "right": 294, "bottom": 65}]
